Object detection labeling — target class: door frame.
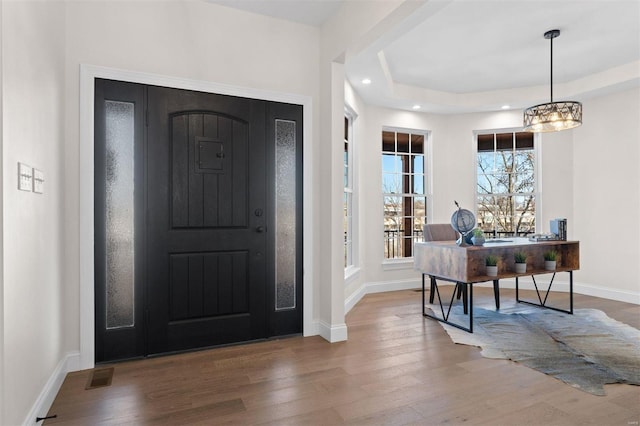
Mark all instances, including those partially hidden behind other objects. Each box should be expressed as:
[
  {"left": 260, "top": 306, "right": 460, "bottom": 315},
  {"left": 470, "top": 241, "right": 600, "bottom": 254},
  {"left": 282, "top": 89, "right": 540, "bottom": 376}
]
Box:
[{"left": 79, "top": 64, "right": 315, "bottom": 370}]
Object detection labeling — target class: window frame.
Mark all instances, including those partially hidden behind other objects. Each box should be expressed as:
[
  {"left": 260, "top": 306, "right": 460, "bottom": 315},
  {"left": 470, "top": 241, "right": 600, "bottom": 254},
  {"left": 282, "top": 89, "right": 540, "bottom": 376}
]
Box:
[
  {"left": 344, "top": 106, "right": 359, "bottom": 277},
  {"left": 381, "top": 126, "right": 432, "bottom": 266},
  {"left": 473, "top": 127, "right": 541, "bottom": 237}
]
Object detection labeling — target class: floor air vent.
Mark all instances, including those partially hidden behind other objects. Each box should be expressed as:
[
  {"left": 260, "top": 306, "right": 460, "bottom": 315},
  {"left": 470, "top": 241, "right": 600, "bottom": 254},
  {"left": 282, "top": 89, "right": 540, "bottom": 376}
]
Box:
[{"left": 85, "top": 367, "right": 114, "bottom": 390}]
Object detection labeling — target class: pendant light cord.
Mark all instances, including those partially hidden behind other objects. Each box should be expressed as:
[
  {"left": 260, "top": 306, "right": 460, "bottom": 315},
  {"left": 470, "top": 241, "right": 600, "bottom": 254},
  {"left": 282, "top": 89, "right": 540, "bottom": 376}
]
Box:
[
  {"left": 544, "top": 29, "right": 560, "bottom": 103},
  {"left": 550, "top": 34, "right": 554, "bottom": 103}
]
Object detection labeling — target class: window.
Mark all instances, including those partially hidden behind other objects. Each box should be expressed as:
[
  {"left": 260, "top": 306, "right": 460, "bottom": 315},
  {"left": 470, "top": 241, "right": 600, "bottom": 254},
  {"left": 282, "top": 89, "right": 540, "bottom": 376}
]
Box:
[
  {"left": 382, "top": 128, "right": 428, "bottom": 259},
  {"left": 476, "top": 130, "right": 537, "bottom": 237},
  {"left": 344, "top": 112, "right": 355, "bottom": 269}
]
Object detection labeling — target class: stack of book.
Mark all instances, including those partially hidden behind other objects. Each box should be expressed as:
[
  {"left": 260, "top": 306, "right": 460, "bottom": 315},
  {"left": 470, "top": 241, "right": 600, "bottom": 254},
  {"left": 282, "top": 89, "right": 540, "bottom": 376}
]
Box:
[{"left": 550, "top": 218, "right": 567, "bottom": 241}]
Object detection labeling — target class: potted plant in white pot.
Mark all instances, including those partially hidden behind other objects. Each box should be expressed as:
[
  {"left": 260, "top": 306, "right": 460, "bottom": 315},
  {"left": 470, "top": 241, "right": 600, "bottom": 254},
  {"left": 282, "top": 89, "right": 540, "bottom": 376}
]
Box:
[
  {"left": 471, "top": 228, "right": 485, "bottom": 246},
  {"left": 486, "top": 254, "right": 499, "bottom": 277},
  {"left": 543, "top": 250, "right": 558, "bottom": 271},
  {"left": 514, "top": 251, "right": 527, "bottom": 273}
]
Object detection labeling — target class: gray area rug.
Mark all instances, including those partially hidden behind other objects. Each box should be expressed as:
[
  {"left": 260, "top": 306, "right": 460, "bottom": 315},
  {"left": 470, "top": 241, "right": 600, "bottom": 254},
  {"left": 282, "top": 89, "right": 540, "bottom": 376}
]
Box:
[{"left": 437, "top": 307, "right": 640, "bottom": 395}]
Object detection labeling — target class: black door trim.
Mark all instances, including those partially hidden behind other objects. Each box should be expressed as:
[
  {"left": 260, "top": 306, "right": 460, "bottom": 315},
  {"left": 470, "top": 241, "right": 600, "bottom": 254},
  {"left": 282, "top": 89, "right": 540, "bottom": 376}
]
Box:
[{"left": 94, "top": 79, "right": 304, "bottom": 362}]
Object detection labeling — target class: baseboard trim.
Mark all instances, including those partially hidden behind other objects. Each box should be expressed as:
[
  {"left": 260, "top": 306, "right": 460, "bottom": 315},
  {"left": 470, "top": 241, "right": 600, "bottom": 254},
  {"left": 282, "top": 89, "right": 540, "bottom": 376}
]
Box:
[
  {"left": 344, "top": 283, "right": 367, "bottom": 314},
  {"left": 317, "top": 320, "right": 348, "bottom": 343},
  {"left": 345, "top": 278, "right": 421, "bottom": 314},
  {"left": 23, "top": 352, "right": 80, "bottom": 426},
  {"left": 573, "top": 283, "right": 640, "bottom": 305},
  {"left": 303, "top": 320, "right": 319, "bottom": 337}
]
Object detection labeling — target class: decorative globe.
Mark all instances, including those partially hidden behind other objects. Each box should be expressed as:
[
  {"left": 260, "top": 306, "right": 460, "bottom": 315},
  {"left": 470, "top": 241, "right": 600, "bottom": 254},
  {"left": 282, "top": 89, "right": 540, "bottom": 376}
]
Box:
[{"left": 450, "top": 201, "right": 476, "bottom": 246}]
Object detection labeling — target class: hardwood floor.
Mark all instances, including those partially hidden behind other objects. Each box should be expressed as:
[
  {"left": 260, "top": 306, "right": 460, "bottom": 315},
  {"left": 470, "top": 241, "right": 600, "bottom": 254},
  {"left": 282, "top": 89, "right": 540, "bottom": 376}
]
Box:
[{"left": 46, "top": 288, "right": 640, "bottom": 425}]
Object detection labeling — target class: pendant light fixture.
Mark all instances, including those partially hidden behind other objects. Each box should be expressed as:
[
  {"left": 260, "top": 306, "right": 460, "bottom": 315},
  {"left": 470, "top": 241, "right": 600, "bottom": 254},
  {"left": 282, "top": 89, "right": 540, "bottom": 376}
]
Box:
[{"left": 523, "top": 29, "right": 582, "bottom": 132}]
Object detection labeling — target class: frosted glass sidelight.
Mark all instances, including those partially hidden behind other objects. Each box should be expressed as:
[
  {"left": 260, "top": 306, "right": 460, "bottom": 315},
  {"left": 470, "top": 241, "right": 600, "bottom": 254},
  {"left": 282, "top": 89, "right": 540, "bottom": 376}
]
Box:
[
  {"left": 105, "top": 100, "right": 135, "bottom": 329},
  {"left": 275, "top": 120, "right": 296, "bottom": 310}
]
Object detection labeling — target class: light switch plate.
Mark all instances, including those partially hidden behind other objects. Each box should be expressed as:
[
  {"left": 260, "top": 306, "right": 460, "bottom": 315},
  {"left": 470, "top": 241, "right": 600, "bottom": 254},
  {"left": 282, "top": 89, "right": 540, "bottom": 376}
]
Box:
[
  {"left": 18, "top": 162, "right": 32, "bottom": 192},
  {"left": 33, "top": 168, "right": 44, "bottom": 193}
]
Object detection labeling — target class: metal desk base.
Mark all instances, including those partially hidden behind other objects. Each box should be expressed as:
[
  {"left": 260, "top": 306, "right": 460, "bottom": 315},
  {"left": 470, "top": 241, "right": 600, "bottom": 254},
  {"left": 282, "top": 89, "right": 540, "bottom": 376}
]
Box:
[
  {"left": 516, "top": 270, "right": 574, "bottom": 314},
  {"left": 422, "top": 274, "right": 475, "bottom": 333},
  {"left": 422, "top": 271, "right": 574, "bottom": 333}
]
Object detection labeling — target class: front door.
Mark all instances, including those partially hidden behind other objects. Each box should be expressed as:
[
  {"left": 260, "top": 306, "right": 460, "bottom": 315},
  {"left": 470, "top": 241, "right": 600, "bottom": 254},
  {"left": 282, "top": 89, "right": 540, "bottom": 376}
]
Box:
[
  {"left": 146, "top": 86, "right": 268, "bottom": 354},
  {"left": 94, "top": 80, "right": 303, "bottom": 362}
]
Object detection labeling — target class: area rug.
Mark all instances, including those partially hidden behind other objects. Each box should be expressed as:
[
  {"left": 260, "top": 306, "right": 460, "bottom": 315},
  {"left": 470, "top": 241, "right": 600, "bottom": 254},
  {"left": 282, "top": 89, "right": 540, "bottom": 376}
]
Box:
[{"left": 436, "top": 307, "right": 640, "bottom": 395}]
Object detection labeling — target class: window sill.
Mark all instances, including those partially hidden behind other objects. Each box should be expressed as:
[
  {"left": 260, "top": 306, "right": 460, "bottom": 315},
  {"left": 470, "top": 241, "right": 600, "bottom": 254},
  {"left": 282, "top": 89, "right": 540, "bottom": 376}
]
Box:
[{"left": 382, "top": 258, "right": 414, "bottom": 271}]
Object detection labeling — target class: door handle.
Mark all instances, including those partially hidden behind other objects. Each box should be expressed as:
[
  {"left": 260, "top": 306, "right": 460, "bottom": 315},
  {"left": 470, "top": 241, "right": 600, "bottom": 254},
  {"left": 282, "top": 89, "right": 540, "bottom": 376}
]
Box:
[{"left": 256, "top": 226, "right": 265, "bottom": 233}]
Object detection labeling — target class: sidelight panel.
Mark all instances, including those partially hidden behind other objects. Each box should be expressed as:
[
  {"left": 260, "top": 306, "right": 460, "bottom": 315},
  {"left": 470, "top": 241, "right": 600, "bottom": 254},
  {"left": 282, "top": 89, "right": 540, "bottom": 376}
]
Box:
[
  {"left": 104, "top": 100, "right": 135, "bottom": 329},
  {"left": 275, "top": 120, "right": 296, "bottom": 310}
]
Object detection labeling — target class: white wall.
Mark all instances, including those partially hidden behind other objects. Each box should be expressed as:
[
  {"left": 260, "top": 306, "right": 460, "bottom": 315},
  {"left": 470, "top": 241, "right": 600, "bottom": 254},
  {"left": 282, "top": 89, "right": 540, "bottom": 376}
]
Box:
[
  {"left": 347, "top": 90, "right": 640, "bottom": 304},
  {"left": 2, "top": 1, "right": 66, "bottom": 424},
  {"left": 573, "top": 88, "right": 640, "bottom": 300}
]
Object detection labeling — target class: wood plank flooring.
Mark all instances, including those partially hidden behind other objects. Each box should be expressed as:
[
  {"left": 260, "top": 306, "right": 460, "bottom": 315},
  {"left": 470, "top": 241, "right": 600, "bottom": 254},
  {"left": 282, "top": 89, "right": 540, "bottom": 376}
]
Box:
[{"left": 45, "top": 288, "right": 640, "bottom": 425}]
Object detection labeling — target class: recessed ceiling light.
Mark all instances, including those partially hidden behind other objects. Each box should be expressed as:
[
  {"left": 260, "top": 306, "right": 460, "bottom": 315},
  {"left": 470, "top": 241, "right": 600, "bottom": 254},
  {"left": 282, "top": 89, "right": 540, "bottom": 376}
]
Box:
[
  {"left": 412, "top": 105, "right": 421, "bottom": 110},
  {"left": 501, "top": 105, "right": 511, "bottom": 110},
  {"left": 362, "top": 78, "right": 371, "bottom": 85}
]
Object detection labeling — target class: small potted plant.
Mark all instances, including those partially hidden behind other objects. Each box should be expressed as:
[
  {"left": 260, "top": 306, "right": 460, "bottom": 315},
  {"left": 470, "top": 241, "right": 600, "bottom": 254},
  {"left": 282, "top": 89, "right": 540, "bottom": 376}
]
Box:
[
  {"left": 485, "top": 254, "right": 499, "bottom": 276},
  {"left": 514, "top": 251, "right": 527, "bottom": 273},
  {"left": 543, "top": 250, "right": 558, "bottom": 271},
  {"left": 471, "top": 228, "right": 485, "bottom": 246}
]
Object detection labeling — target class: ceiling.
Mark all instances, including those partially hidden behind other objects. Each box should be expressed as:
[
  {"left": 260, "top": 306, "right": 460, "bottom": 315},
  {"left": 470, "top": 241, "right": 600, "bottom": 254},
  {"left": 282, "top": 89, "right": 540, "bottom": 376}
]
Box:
[
  {"left": 207, "top": 0, "right": 344, "bottom": 27},
  {"left": 207, "top": 0, "right": 640, "bottom": 113}
]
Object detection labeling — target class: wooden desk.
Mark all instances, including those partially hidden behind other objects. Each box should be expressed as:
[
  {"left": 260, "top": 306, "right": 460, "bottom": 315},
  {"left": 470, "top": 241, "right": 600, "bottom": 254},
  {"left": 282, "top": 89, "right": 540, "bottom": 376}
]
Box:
[{"left": 414, "top": 238, "right": 580, "bottom": 332}]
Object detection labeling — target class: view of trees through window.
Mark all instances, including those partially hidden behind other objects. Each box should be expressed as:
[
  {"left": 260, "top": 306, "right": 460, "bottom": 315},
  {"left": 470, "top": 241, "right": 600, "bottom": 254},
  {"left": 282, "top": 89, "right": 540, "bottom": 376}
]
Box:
[
  {"left": 382, "top": 129, "right": 427, "bottom": 259},
  {"left": 476, "top": 131, "right": 536, "bottom": 237}
]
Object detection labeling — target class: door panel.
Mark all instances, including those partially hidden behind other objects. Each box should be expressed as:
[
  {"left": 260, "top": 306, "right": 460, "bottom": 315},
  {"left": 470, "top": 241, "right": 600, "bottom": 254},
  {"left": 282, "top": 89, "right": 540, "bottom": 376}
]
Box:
[
  {"left": 168, "top": 251, "right": 249, "bottom": 320},
  {"left": 146, "top": 87, "right": 267, "bottom": 355},
  {"left": 170, "top": 113, "right": 248, "bottom": 228}
]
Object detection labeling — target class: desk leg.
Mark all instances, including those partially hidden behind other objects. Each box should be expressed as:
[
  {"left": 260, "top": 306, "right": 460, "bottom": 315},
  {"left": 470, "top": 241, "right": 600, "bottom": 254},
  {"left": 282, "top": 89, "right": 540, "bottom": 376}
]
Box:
[
  {"left": 515, "top": 276, "right": 520, "bottom": 302},
  {"left": 422, "top": 274, "right": 426, "bottom": 315},
  {"left": 429, "top": 276, "right": 436, "bottom": 304},
  {"left": 422, "top": 278, "right": 474, "bottom": 333},
  {"left": 462, "top": 283, "right": 468, "bottom": 315},
  {"left": 493, "top": 280, "right": 500, "bottom": 310},
  {"left": 569, "top": 270, "right": 573, "bottom": 314},
  {"left": 517, "top": 271, "right": 574, "bottom": 315},
  {"left": 469, "top": 283, "right": 473, "bottom": 333}
]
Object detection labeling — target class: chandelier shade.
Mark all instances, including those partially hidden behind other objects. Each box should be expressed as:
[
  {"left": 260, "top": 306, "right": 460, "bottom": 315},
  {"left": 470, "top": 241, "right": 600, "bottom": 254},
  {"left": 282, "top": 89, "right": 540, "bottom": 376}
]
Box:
[
  {"left": 523, "top": 101, "right": 582, "bottom": 132},
  {"left": 523, "top": 29, "right": 582, "bottom": 133}
]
